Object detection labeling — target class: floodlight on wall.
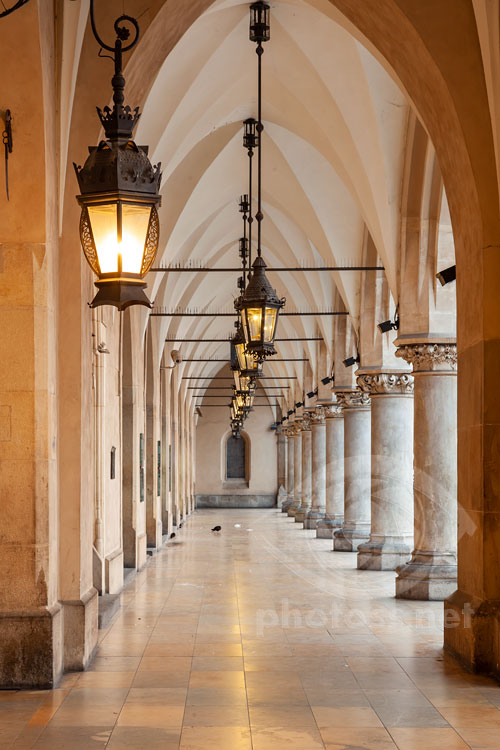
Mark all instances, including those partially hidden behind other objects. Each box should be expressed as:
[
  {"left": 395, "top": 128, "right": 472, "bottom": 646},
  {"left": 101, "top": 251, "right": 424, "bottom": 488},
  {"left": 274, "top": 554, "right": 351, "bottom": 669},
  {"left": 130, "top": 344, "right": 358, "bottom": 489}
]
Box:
[
  {"left": 307, "top": 389, "right": 318, "bottom": 399},
  {"left": 295, "top": 401, "right": 304, "bottom": 409},
  {"left": 321, "top": 375, "right": 334, "bottom": 386},
  {"left": 377, "top": 312, "right": 399, "bottom": 333},
  {"left": 287, "top": 409, "right": 294, "bottom": 417},
  {"left": 343, "top": 355, "right": 360, "bottom": 368},
  {"left": 436, "top": 264, "right": 456, "bottom": 286},
  {"left": 74, "top": 1, "right": 162, "bottom": 309}
]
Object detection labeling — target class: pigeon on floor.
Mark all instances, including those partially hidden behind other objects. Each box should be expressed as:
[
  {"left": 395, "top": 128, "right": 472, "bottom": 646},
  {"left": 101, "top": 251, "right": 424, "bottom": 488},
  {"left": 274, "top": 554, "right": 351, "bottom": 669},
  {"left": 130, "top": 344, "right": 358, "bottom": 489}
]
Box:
[
  {"left": 169, "top": 532, "right": 176, "bottom": 539},
  {"left": 211, "top": 525, "right": 222, "bottom": 533}
]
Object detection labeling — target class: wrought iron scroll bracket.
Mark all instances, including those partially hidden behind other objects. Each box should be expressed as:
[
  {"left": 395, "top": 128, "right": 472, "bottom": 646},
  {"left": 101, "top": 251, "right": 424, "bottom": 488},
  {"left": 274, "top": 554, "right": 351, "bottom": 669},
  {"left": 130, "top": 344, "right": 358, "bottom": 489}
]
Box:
[{"left": 2, "top": 109, "right": 12, "bottom": 201}]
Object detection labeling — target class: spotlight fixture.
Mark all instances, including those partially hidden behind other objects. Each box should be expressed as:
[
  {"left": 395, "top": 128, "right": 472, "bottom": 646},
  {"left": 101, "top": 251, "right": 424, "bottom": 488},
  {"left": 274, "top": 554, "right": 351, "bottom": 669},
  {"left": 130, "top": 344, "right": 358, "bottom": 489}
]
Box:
[
  {"left": 377, "top": 313, "right": 399, "bottom": 334},
  {"left": 287, "top": 409, "right": 294, "bottom": 417},
  {"left": 436, "top": 265, "right": 456, "bottom": 286},
  {"left": 321, "top": 375, "right": 334, "bottom": 386},
  {"left": 295, "top": 401, "right": 304, "bottom": 409},
  {"left": 343, "top": 355, "right": 360, "bottom": 368},
  {"left": 307, "top": 389, "right": 318, "bottom": 399},
  {"left": 74, "top": 1, "right": 162, "bottom": 309}
]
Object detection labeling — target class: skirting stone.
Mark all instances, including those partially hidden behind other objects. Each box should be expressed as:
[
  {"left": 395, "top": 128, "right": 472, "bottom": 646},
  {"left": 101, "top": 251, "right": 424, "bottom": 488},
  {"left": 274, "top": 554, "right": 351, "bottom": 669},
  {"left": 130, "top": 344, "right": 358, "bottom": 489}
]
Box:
[
  {"left": 316, "top": 516, "right": 341, "bottom": 539},
  {"left": 196, "top": 494, "right": 276, "bottom": 509},
  {"left": 61, "top": 587, "right": 99, "bottom": 672},
  {"left": 0, "top": 604, "right": 63, "bottom": 689},
  {"left": 444, "top": 591, "right": 500, "bottom": 679},
  {"left": 294, "top": 508, "right": 308, "bottom": 524},
  {"left": 287, "top": 503, "right": 301, "bottom": 517}
]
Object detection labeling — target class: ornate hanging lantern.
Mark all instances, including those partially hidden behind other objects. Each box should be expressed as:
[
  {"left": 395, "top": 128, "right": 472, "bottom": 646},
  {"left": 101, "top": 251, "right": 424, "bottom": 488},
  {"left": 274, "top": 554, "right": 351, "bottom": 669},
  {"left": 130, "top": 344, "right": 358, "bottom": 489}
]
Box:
[
  {"left": 239, "top": 2, "right": 284, "bottom": 359},
  {"left": 74, "top": 3, "right": 161, "bottom": 309}
]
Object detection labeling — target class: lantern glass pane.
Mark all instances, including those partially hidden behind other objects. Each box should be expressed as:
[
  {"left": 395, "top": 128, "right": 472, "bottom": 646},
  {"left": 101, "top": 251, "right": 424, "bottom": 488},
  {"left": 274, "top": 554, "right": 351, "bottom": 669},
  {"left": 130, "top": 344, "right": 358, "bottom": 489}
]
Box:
[
  {"left": 264, "top": 306, "right": 277, "bottom": 343},
  {"left": 236, "top": 342, "right": 247, "bottom": 371},
  {"left": 87, "top": 203, "right": 119, "bottom": 273},
  {"left": 244, "top": 307, "right": 263, "bottom": 341},
  {"left": 87, "top": 202, "right": 152, "bottom": 275},
  {"left": 121, "top": 203, "right": 152, "bottom": 273}
]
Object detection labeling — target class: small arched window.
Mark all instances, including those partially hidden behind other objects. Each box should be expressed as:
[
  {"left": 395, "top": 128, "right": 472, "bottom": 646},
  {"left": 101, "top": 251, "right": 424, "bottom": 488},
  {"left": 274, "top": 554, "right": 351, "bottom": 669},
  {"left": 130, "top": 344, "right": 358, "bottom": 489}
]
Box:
[{"left": 226, "top": 434, "right": 246, "bottom": 479}]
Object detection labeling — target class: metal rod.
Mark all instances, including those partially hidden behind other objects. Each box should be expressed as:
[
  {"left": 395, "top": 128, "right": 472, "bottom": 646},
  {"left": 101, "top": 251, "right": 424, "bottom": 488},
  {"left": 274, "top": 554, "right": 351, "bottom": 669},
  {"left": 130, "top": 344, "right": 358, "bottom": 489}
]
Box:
[
  {"left": 182, "top": 358, "right": 309, "bottom": 362},
  {"left": 183, "top": 376, "right": 297, "bottom": 380},
  {"left": 150, "top": 266, "right": 384, "bottom": 272},
  {"left": 256, "top": 41, "right": 263, "bottom": 258},
  {"left": 192, "top": 394, "right": 279, "bottom": 398},
  {"left": 196, "top": 404, "right": 279, "bottom": 408},
  {"left": 152, "top": 311, "right": 348, "bottom": 317},
  {"left": 165, "top": 337, "right": 322, "bottom": 342},
  {"left": 187, "top": 386, "right": 289, "bottom": 389}
]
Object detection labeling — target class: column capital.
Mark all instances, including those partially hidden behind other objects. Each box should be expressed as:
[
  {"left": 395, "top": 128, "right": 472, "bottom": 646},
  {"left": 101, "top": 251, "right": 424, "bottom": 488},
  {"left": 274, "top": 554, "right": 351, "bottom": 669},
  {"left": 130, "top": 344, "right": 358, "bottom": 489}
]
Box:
[
  {"left": 299, "top": 414, "right": 312, "bottom": 431},
  {"left": 357, "top": 372, "right": 414, "bottom": 395},
  {"left": 396, "top": 342, "right": 457, "bottom": 372},
  {"left": 335, "top": 390, "right": 371, "bottom": 410},
  {"left": 310, "top": 406, "right": 326, "bottom": 425},
  {"left": 324, "top": 403, "right": 344, "bottom": 419}
]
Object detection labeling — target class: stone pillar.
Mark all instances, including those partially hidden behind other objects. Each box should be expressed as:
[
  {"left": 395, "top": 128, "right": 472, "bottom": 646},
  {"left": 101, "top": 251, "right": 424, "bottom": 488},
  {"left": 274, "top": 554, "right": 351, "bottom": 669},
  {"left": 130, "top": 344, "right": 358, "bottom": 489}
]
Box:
[
  {"left": 317, "top": 404, "right": 344, "bottom": 539},
  {"left": 356, "top": 373, "right": 414, "bottom": 570},
  {"left": 282, "top": 427, "right": 295, "bottom": 512},
  {"left": 276, "top": 427, "right": 288, "bottom": 508},
  {"left": 287, "top": 423, "right": 303, "bottom": 517},
  {"left": 305, "top": 407, "right": 327, "bottom": 529},
  {"left": 295, "top": 417, "right": 312, "bottom": 524},
  {"left": 334, "top": 392, "right": 372, "bottom": 551},
  {"left": 395, "top": 344, "right": 457, "bottom": 600}
]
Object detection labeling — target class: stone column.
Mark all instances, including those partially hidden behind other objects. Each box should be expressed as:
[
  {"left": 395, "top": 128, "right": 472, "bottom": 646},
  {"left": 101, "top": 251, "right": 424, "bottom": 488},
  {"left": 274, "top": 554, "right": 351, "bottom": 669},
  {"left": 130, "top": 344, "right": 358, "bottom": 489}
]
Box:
[
  {"left": 317, "top": 404, "right": 344, "bottom": 539},
  {"left": 276, "top": 427, "right": 288, "bottom": 508},
  {"left": 305, "top": 407, "right": 327, "bottom": 529},
  {"left": 295, "top": 417, "right": 312, "bottom": 524},
  {"left": 356, "top": 373, "right": 414, "bottom": 570},
  {"left": 287, "top": 423, "right": 303, "bottom": 517},
  {"left": 334, "top": 392, "right": 372, "bottom": 551},
  {"left": 395, "top": 343, "right": 457, "bottom": 600},
  {"left": 282, "top": 427, "right": 295, "bottom": 512}
]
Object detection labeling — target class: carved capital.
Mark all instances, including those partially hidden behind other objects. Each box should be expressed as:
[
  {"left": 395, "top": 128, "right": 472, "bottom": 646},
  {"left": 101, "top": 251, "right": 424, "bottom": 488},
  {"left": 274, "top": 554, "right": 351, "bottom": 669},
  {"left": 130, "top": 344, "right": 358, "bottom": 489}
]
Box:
[
  {"left": 310, "top": 406, "right": 326, "bottom": 425},
  {"left": 324, "top": 403, "right": 343, "bottom": 419},
  {"left": 300, "top": 414, "right": 312, "bottom": 431},
  {"left": 335, "top": 390, "right": 371, "bottom": 409},
  {"left": 396, "top": 343, "right": 457, "bottom": 372},
  {"left": 357, "top": 372, "right": 414, "bottom": 395}
]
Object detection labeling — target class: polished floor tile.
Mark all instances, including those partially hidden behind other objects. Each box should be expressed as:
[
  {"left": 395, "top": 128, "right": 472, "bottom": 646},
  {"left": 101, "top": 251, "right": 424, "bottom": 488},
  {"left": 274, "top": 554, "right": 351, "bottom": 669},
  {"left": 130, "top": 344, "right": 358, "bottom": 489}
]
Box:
[{"left": 7, "top": 509, "right": 500, "bottom": 749}]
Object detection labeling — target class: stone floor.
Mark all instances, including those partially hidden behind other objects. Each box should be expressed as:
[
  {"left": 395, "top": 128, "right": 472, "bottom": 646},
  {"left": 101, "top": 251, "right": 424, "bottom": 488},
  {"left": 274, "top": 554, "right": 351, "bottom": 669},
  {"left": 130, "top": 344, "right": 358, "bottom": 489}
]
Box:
[{"left": 2, "top": 509, "right": 500, "bottom": 750}]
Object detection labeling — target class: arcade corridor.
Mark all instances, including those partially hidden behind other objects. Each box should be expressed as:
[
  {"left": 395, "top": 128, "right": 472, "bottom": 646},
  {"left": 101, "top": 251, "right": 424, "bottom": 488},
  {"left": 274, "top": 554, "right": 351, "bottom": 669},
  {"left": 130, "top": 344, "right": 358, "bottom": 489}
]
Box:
[{"left": 2, "top": 509, "right": 500, "bottom": 750}]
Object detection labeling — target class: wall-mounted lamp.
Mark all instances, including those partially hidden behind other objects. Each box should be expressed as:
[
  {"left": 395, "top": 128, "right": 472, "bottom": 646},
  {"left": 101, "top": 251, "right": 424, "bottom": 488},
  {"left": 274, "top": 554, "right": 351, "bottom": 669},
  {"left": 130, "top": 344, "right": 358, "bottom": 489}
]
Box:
[
  {"left": 306, "top": 389, "right": 318, "bottom": 399},
  {"left": 321, "top": 375, "right": 334, "bottom": 386},
  {"left": 436, "top": 265, "right": 456, "bottom": 286},
  {"left": 377, "top": 313, "right": 399, "bottom": 334}
]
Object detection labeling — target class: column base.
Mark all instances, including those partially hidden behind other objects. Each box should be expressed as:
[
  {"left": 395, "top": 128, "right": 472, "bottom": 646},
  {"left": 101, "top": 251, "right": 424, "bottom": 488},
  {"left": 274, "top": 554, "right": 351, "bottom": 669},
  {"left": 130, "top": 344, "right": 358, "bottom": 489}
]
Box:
[
  {"left": 357, "top": 536, "right": 413, "bottom": 571},
  {"left": 0, "top": 603, "right": 63, "bottom": 689},
  {"left": 61, "top": 587, "right": 99, "bottom": 671},
  {"left": 444, "top": 591, "right": 500, "bottom": 679},
  {"left": 304, "top": 510, "right": 326, "bottom": 530},
  {"left": 395, "top": 551, "right": 457, "bottom": 600},
  {"left": 287, "top": 503, "right": 301, "bottom": 517},
  {"left": 294, "top": 507, "right": 309, "bottom": 523},
  {"left": 316, "top": 515, "right": 343, "bottom": 538},
  {"left": 334, "top": 525, "right": 370, "bottom": 552},
  {"left": 281, "top": 498, "right": 293, "bottom": 512}
]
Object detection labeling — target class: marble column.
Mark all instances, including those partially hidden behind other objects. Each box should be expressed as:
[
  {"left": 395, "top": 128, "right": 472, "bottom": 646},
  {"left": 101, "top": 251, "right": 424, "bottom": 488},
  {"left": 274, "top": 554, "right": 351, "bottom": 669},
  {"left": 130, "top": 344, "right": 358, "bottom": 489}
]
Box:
[
  {"left": 276, "top": 427, "right": 288, "bottom": 508},
  {"left": 395, "top": 343, "right": 457, "bottom": 600},
  {"left": 334, "top": 392, "right": 372, "bottom": 551},
  {"left": 305, "top": 407, "right": 327, "bottom": 529},
  {"left": 317, "top": 404, "right": 344, "bottom": 539},
  {"left": 287, "top": 423, "right": 303, "bottom": 517},
  {"left": 295, "top": 417, "right": 312, "bottom": 524},
  {"left": 282, "top": 427, "right": 294, "bottom": 512},
  {"left": 356, "top": 373, "right": 415, "bottom": 570}
]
